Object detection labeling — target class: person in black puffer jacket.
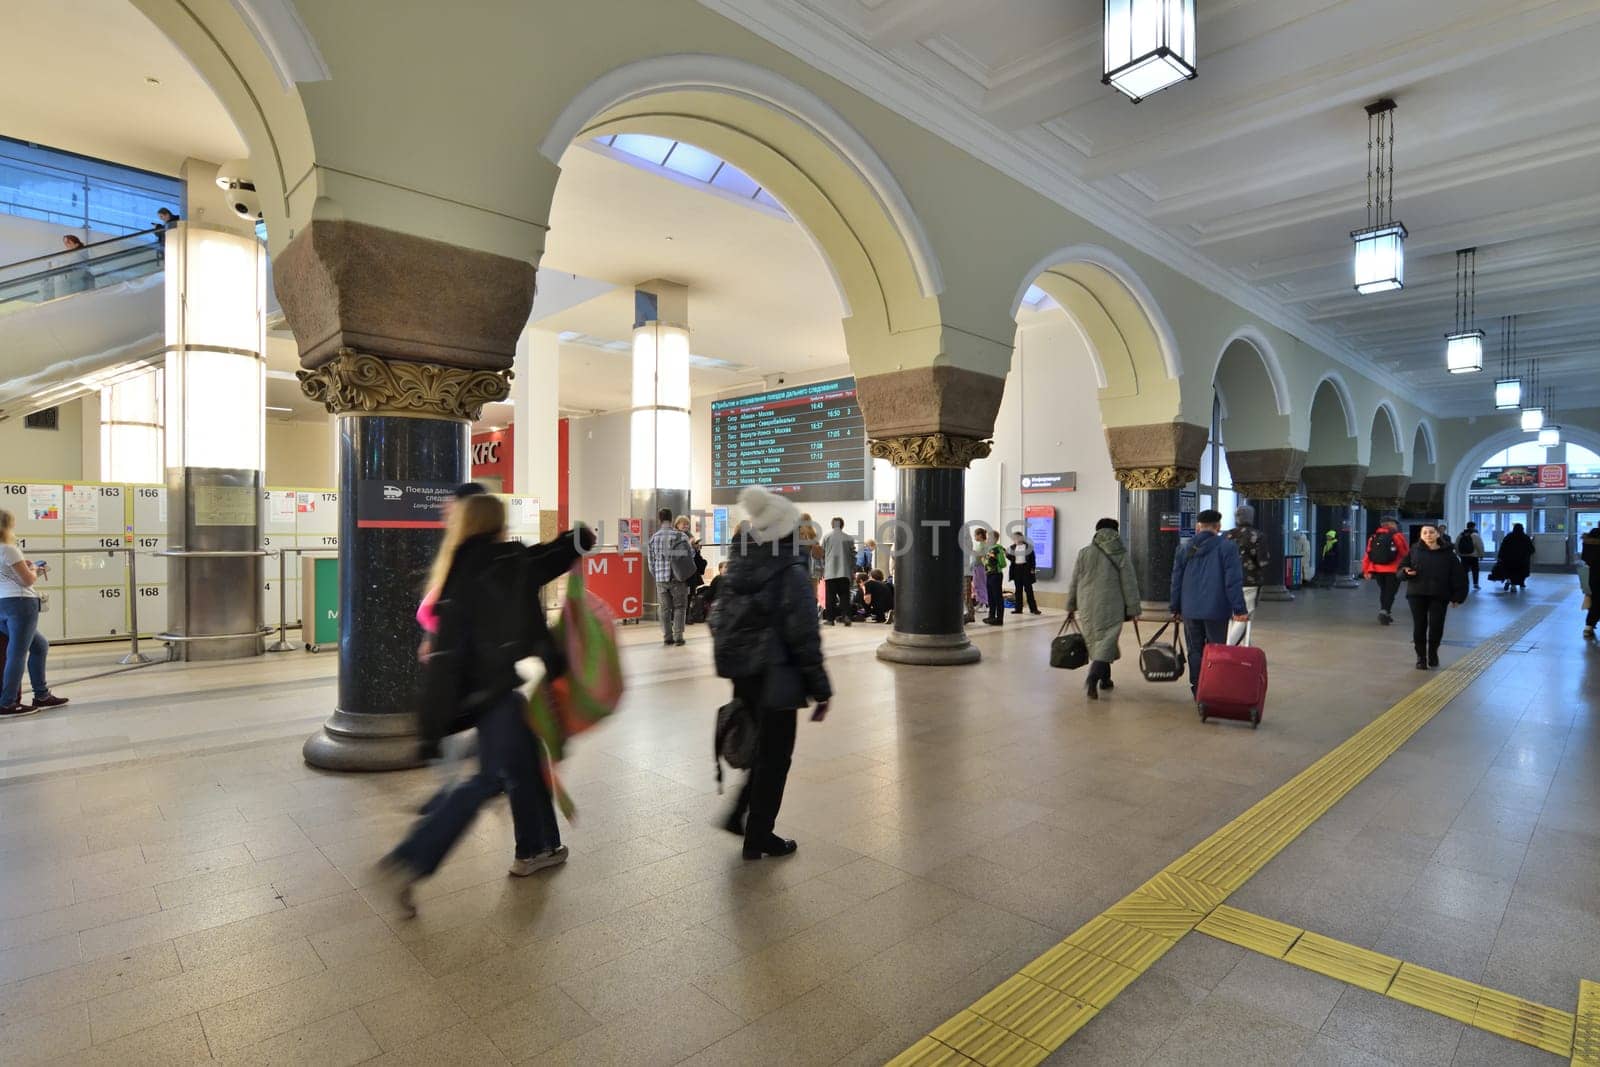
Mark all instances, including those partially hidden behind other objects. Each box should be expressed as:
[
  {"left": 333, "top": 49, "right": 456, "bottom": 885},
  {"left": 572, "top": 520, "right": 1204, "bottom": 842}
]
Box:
[
  {"left": 1401, "top": 524, "right": 1468, "bottom": 671},
  {"left": 381, "top": 494, "right": 590, "bottom": 916},
  {"left": 710, "top": 485, "right": 832, "bottom": 860}
]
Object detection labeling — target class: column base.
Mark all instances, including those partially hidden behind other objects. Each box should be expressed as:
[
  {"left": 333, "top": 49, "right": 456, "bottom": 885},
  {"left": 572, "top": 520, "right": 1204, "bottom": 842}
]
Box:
[
  {"left": 877, "top": 630, "right": 981, "bottom": 666},
  {"left": 1258, "top": 584, "right": 1295, "bottom": 602},
  {"left": 303, "top": 709, "right": 423, "bottom": 772}
]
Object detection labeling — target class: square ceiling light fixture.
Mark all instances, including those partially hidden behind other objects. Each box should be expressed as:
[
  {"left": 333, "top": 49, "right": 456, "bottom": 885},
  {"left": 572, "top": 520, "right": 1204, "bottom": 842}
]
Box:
[
  {"left": 1519, "top": 354, "right": 1544, "bottom": 432},
  {"left": 1445, "top": 248, "right": 1482, "bottom": 373},
  {"left": 1494, "top": 316, "right": 1522, "bottom": 410},
  {"left": 1352, "top": 99, "right": 1407, "bottom": 294},
  {"left": 1103, "top": 0, "right": 1196, "bottom": 103}
]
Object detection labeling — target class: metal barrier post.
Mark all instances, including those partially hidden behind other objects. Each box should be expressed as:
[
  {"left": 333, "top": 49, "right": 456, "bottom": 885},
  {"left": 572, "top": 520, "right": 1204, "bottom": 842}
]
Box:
[
  {"left": 267, "top": 548, "right": 296, "bottom": 652},
  {"left": 118, "top": 547, "right": 153, "bottom": 665}
]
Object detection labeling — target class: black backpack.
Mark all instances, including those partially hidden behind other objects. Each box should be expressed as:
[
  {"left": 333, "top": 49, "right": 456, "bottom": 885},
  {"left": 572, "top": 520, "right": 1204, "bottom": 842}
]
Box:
[
  {"left": 1368, "top": 531, "right": 1398, "bottom": 566},
  {"left": 708, "top": 562, "right": 792, "bottom": 679},
  {"left": 714, "top": 698, "right": 758, "bottom": 792}
]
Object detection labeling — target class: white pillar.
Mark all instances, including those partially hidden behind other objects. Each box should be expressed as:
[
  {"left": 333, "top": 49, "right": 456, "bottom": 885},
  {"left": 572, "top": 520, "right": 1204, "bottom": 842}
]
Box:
[
  {"left": 630, "top": 280, "right": 691, "bottom": 495},
  {"left": 100, "top": 369, "right": 164, "bottom": 484},
  {"left": 512, "top": 326, "right": 560, "bottom": 507}
]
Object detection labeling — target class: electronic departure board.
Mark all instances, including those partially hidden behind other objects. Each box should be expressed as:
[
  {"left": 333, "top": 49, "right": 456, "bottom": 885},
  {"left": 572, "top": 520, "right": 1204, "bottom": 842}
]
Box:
[{"left": 711, "top": 378, "right": 867, "bottom": 504}]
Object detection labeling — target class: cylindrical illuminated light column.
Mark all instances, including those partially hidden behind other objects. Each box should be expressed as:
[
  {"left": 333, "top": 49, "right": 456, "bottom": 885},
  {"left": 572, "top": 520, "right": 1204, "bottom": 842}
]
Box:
[
  {"left": 161, "top": 221, "right": 267, "bottom": 660},
  {"left": 630, "top": 281, "right": 692, "bottom": 618},
  {"left": 100, "top": 368, "right": 164, "bottom": 485}
]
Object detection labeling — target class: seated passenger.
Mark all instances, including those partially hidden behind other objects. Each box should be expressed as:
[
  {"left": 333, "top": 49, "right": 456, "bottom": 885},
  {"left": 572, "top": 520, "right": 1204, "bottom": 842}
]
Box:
[{"left": 864, "top": 569, "right": 894, "bottom": 623}]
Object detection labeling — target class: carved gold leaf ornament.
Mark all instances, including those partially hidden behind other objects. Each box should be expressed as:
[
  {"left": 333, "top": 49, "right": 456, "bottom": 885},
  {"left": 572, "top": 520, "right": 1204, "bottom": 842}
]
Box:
[
  {"left": 1234, "top": 481, "right": 1301, "bottom": 500},
  {"left": 869, "top": 433, "right": 992, "bottom": 469},
  {"left": 1307, "top": 491, "right": 1363, "bottom": 506},
  {"left": 298, "top": 350, "right": 510, "bottom": 420},
  {"left": 1362, "top": 497, "right": 1405, "bottom": 511},
  {"left": 1116, "top": 466, "right": 1199, "bottom": 490}
]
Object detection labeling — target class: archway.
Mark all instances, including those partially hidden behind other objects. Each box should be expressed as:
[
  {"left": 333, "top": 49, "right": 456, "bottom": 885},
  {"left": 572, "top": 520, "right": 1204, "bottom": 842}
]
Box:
[
  {"left": 1444, "top": 425, "right": 1600, "bottom": 538},
  {"left": 1411, "top": 422, "right": 1438, "bottom": 482},
  {"left": 1303, "top": 377, "right": 1362, "bottom": 586},
  {"left": 1211, "top": 332, "right": 1298, "bottom": 598}
]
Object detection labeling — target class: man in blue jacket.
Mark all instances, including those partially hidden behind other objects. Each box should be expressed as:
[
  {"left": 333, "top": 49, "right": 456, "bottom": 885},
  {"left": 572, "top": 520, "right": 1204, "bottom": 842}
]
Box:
[{"left": 1171, "top": 509, "right": 1251, "bottom": 695}]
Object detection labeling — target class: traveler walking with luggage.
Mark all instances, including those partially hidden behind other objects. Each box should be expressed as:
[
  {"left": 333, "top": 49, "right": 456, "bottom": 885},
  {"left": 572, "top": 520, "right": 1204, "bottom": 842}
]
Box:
[
  {"left": 1457, "top": 522, "right": 1484, "bottom": 591},
  {"left": 1581, "top": 526, "right": 1600, "bottom": 639},
  {"left": 1362, "top": 519, "right": 1410, "bottom": 625},
  {"left": 647, "top": 509, "right": 694, "bottom": 646},
  {"left": 1225, "top": 506, "right": 1271, "bottom": 614},
  {"left": 821, "top": 517, "right": 856, "bottom": 627},
  {"left": 1008, "top": 530, "right": 1040, "bottom": 615},
  {"left": 1401, "top": 524, "right": 1468, "bottom": 670},
  {"left": 1496, "top": 523, "right": 1535, "bottom": 592},
  {"left": 1170, "top": 510, "right": 1250, "bottom": 698},
  {"left": 1065, "top": 518, "right": 1141, "bottom": 700},
  {"left": 0, "top": 510, "right": 68, "bottom": 717},
  {"left": 379, "top": 495, "right": 592, "bottom": 916},
  {"left": 709, "top": 486, "right": 831, "bottom": 860}
]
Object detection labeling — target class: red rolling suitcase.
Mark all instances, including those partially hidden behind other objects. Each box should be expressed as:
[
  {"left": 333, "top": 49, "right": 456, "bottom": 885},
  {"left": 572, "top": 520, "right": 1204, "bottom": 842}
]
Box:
[{"left": 1196, "top": 636, "right": 1267, "bottom": 728}]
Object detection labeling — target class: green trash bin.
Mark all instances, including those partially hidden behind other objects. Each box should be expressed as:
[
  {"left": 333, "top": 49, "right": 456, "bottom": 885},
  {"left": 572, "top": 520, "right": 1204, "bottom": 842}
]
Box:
[{"left": 299, "top": 555, "right": 340, "bottom": 652}]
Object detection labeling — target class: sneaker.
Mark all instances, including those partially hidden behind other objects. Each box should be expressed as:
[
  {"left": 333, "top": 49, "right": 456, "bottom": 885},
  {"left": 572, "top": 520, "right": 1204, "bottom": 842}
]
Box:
[
  {"left": 509, "top": 845, "right": 569, "bottom": 877},
  {"left": 30, "top": 692, "right": 68, "bottom": 709},
  {"left": 1585, "top": 628, "right": 1596, "bottom": 640},
  {"left": 1378, "top": 611, "right": 1392, "bottom": 625},
  {"left": 1, "top": 702, "right": 42, "bottom": 718}
]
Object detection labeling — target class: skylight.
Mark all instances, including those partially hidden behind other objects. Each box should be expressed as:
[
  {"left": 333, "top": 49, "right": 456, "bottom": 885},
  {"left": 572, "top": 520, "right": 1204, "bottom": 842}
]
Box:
[
  {"left": 1022, "top": 284, "right": 1058, "bottom": 310},
  {"left": 593, "top": 134, "right": 789, "bottom": 220}
]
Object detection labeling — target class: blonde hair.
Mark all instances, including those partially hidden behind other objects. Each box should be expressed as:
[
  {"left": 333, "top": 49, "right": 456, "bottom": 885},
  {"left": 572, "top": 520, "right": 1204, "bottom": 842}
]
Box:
[
  {"left": 0, "top": 509, "right": 13, "bottom": 544},
  {"left": 428, "top": 493, "right": 505, "bottom": 591}
]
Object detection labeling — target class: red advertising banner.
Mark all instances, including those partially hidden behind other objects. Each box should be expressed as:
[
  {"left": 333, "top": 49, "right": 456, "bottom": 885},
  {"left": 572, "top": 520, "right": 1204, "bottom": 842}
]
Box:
[
  {"left": 1538, "top": 463, "right": 1567, "bottom": 489},
  {"left": 583, "top": 552, "right": 643, "bottom": 620},
  {"left": 470, "top": 426, "right": 513, "bottom": 493}
]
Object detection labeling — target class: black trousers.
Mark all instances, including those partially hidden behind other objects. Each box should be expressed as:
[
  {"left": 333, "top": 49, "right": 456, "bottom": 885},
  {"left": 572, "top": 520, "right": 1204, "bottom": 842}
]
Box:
[
  {"left": 986, "top": 572, "right": 1005, "bottom": 621},
  {"left": 1586, "top": 599, "right": 1599, "bottom": 629},
  {"left": 1013, "top": 581, "right": 1038, "bottom": 613},
  {"left": 1087, "top": 659, "right": 1113, "bottom": 684},
  {"left": 1461, "top": 556, "right": 1480, "bottom": 587},
  {"left": 730, "top": 679, "right": 798, "bottom": 846},
  {"left": 1374, "top": 572, "right": 1400, "bottom": 613},
  {"left": 1409, "top": 596, "right": 1450, "bottom": 657},
  {"left": 823, "top": 577, "right": 851, "bottom": 622}
]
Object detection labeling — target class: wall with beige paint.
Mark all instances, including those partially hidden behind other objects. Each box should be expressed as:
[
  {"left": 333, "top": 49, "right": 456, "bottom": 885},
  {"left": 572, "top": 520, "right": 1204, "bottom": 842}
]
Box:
[
  {"left": 265, "top": 419, "right": 335, "bottom": 489},
  {"left": 0, "top": 399, "right": 86, "bottom": 483}
]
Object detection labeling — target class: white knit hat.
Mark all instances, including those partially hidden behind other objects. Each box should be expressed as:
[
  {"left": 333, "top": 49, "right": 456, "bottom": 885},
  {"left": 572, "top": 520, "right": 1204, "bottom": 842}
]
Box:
[{"left": 738, "top": 485, "right": 800, "bottom": 543}]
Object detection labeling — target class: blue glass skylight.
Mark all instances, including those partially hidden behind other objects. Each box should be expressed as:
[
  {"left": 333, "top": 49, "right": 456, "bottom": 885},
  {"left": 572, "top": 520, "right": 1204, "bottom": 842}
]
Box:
[
  {"left": 594, "top": 135, "right": 788, "bottom": 219},
  {"left": 1021, "top": 284, "right": 1058, "bottom": 310}
]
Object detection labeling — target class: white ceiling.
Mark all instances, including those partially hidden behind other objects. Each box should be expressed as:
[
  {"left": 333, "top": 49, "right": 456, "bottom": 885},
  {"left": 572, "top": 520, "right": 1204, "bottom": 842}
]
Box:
[
  {"left": 0, "top": 0, "right": 247, "bottom": 175},
  {"left": 706, "top": 0, "right": 1600, "bottom": 417}
]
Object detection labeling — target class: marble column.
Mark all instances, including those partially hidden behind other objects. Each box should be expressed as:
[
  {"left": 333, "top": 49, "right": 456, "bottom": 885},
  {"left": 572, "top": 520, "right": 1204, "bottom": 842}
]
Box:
[
  {"left": 1303, "top": 465, "right": 1367, "bottom": 590},
  {"left": 1247, "top": 493, "right": 1295, "bottom": 602},
  {"left": 1106, "top": 422, "right": 1208, "bottom": 613},
  {"left": 277, "top": 221, "right": 535, "bottom": 771},
  {"left": 1229, "top": 448, "right": 1308, "bottom": 605},
  {"left": 857, "top": 367, "right": 1004, "bottom": 667}
]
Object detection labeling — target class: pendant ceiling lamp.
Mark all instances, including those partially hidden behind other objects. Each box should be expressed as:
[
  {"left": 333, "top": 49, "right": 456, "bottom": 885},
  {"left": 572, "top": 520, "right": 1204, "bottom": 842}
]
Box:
[
  {"left": 1103, "top": 0, "right": 1196, "bottom": 103},
  {"left": 1445, "top": 248, "right": 1482, "bottom": 373},
  {"left": 1538, "top": 389, "right": 1561, "bottom": 448},
  {"left": 1352, "top": 99, "right": 1407, "bottom": 294},
  {"left": 1494, "top": 316, "right": 1522, "bottom": 411},
  {"left": 1520, "top": 358, "right": 1544, "bottom": 432}
]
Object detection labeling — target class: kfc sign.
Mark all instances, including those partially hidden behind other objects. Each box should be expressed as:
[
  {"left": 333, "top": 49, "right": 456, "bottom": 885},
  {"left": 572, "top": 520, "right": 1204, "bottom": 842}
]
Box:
[
  {"left": 470, "top": 427, "right": 513, "bottom": 492},
  {"left": 472, "top": 440, "right": 501, "bottom": 465}
]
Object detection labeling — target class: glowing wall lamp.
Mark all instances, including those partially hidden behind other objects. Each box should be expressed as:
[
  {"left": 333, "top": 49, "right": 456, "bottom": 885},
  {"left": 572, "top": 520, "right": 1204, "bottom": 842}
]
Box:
[
  {"left": 1445, "top": 248, "right": 1482, "bottom": 373},
  {"left": 1493, "top": 316, "right": 1521, "bottom": 411},
  {"left": 1103, "top": 0, "right": 1196, "bottom": 103},
  {"left": 1352, "top": 99, "right": 1407, "bottom": 294}
]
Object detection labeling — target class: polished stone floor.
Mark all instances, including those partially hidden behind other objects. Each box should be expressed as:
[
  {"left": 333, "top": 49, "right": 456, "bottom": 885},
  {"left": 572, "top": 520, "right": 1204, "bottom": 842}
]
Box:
[{"left": 0, "top": 578, "right": 1592, "bottom": 1065}]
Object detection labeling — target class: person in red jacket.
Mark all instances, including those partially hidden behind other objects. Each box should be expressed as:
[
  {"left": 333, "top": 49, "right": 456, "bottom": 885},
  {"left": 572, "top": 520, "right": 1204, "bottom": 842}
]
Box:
[{"left": 1362, "top": 519, "right": 1410, "bottom": 625}]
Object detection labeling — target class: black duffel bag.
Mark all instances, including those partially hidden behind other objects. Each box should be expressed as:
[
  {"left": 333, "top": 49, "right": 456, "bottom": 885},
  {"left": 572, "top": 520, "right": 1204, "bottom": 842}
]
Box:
[
  {"left": 1135, "top": 619, "right": 1186, "bottom": 683},
  {"left": 1050, "top": 617, "right": 1089, "bottom": 670}
]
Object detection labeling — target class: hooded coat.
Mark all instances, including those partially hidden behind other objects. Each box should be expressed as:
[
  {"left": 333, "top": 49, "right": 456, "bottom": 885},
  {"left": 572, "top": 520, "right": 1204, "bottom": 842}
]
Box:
[
  {"left": 1497, "top": 528, "right": 1535, "bottom": 583},
  {"left": 1066, "top": 528, "right": 1143, "bottom": 662},
  {"left": 714, "top": 534, "right": 832, "bottom": 710}
]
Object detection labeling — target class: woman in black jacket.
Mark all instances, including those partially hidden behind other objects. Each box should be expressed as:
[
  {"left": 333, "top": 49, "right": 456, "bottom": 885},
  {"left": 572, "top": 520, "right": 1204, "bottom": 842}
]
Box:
[
  {"left": 710, "top": 486, "right": 832, "bottom": 860},
  {"left": 1496, "top": 523, "right": 1535, "bottom": 591},
  {"left": 381, "top": 494, "right": 589, "bottom": 916},
  {"left": 1402, "top": 524, "right": 1469, "bottom": 670}
]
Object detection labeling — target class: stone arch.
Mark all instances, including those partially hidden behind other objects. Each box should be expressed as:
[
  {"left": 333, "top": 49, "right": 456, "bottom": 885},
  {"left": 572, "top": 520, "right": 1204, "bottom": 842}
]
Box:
[
  {"left": 540, "top": 54, "right": 951, "bottom": 384},
  {"left": 1411, "top": 421, "right": 1438, "bottom": 480},
  {"left": 1368, "top": 403, "right": 1406, "bottom": 475},
  {"left": 1444, "top": 424, "right": 1600, "bottom": 533},
  {"left": 130, "top": 0, "right": 319, "bottom": 256},
  {"left": 1216, "top": 326, "right": 1291, "bottom": 418},
  {"left": 1307, "top": 377, "right": 1359, "bottom": 464},
  {"left": 1212, "top": 332, "right": 1299, "bottom": 497}
]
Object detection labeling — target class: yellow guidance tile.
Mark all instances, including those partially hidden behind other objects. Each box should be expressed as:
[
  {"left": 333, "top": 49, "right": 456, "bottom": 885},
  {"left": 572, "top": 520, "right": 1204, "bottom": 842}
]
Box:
[
  {"left": 1140, "top": 870, "right": 1231, "bottom": 915},
  {"left": 1573, "top": 979, "right": 1600, "bottom": 1066},
  {"left": 1020, "top": 942, "right": 1141, "bottom": 1009},
  {"left": 1102, "top": 889, "right": 1208, "bottom": 939},
  {"left": 1283, "top": 931, "right": 1401, "bottom": 994},
  {"left": 1196, "top": 905, "right": 1302, "bottom": 959},
  {"left": 1386, "top": 963, "right": 1481, "bottom": 1026},
  {"left": 886, "top": 1035, "right": 981, "bottom": 1067},
  {"left": 1472, "top": 986, "right": 1575, "bottom": 1058},
  {"left": 1064, "top": 915, "right": 1175, "bottom": 972},
  {"left": 930, "top": 1011, "right": 1049, "bottom": 1067},
  {"left": 972, "top": 974, "right": 1098, "bottom": 1049}
]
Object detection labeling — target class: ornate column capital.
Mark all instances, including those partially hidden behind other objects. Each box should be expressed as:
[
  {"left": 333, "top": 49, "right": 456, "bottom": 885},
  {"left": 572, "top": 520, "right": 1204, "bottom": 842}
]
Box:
[
  {"left": 1307, "top": 490, "right": 1362, "bottom": 506},
  {"left": 870, "top": 433, "right": 991, "bottom": 469},
  {"left": 1362, "top": 497, "right": 1405, "bottom": 511},
  {"left": 1116, "top": 466, "right": 1199, "bottom": 491},
  {"left": 298, "top": 349, "right": 510, "bottom": 421},
  {"left": 1235, "top": 480, "right": 1301, "bottom": 500}
]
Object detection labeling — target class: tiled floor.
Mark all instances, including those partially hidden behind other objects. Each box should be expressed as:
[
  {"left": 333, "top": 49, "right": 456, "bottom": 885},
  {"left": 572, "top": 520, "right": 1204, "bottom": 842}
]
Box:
[{"left": 0, "top": 579, "right": 1592, "bottom": 1065}]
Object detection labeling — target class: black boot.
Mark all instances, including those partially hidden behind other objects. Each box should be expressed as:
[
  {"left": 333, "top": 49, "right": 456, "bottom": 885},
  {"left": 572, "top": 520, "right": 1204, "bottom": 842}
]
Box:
[
  {"left": 1415, "top": 646, "right": 1428, "bottom": 669},
  {"left": 1085, "top": 677, "right": 1099, "bottom": 701},
  {"left": 1428, "top": 647, "right": 1440, "bottom": 668}
]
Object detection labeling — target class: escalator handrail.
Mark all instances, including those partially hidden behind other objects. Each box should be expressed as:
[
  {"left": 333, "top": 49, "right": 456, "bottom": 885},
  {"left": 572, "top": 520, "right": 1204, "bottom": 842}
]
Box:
[{"left": 0, "top": 225, "right": 165, "bottom": 274}]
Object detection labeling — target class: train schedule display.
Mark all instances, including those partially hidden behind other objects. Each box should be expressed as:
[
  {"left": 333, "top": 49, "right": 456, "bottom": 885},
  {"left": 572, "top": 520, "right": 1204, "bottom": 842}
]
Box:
[{"left": 710, "top": 378, "right": 867, "bottom": 504}]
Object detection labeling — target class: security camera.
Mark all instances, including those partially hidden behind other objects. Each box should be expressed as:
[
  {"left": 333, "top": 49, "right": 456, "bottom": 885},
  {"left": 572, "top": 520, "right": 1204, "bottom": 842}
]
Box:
[{"left": 214, "top": 164, "right": 262, "bottom": 221}]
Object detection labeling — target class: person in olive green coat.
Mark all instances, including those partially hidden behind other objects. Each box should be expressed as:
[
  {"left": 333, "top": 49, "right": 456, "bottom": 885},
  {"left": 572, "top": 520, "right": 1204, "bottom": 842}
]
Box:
[{"left": 1065, "top": 518, "right": 1143, "bottom": 700}]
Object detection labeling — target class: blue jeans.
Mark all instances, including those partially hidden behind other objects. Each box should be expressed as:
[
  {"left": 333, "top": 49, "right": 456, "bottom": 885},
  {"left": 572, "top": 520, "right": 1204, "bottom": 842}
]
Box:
[
  {"left": 391, "top": 691, "right": 559, "bottom": 877},
  {"left": 1183, "top": 617, "right": 1230, "bottom": 690},
  {"left": 0, "top": 597, "right": 48, "bottom": 705}
]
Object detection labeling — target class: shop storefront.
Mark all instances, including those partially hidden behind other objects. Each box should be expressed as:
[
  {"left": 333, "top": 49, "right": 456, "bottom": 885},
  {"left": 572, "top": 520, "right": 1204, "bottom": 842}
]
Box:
[{"left": 1466, "top": 454, "right": 1600, "bottom": 567}]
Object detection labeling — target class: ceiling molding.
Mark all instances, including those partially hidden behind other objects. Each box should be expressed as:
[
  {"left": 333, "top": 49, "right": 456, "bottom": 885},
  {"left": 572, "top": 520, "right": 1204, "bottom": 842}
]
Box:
[{"left": 698, "top": 0, "right": 1430, "bottom": 412}]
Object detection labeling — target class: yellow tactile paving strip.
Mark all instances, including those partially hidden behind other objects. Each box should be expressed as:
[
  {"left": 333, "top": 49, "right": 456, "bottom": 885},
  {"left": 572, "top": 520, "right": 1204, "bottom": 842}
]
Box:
[
  {"left": 1572, "top": 980, "right": 1600, "bottom": 1065},
  {"left": 889, "top": 611, "right": 1550, "bottom": 1067}
]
